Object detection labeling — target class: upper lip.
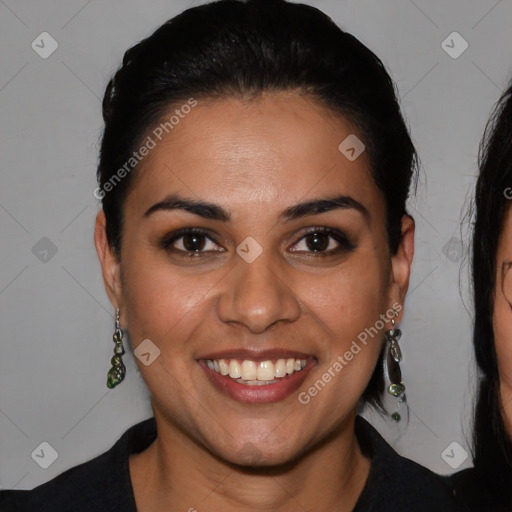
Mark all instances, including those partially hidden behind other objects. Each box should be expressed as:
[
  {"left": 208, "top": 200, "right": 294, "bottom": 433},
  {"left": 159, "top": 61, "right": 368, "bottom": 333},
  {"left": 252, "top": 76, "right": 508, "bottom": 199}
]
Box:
[{"left": 197, "top": 348, "right": 314, "bottom": 362}]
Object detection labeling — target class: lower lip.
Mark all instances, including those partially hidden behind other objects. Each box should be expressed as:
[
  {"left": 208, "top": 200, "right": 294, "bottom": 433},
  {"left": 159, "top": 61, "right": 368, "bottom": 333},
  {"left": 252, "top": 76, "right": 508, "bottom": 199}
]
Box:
[{"left": 199, "top": 360, "right": 315, "bottom": 404}]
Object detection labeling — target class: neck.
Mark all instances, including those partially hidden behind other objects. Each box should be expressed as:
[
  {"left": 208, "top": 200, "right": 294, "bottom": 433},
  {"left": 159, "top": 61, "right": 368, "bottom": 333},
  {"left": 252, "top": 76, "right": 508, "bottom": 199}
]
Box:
[{"left": 129, "top": 410, "right": 370, "bottom": 512}]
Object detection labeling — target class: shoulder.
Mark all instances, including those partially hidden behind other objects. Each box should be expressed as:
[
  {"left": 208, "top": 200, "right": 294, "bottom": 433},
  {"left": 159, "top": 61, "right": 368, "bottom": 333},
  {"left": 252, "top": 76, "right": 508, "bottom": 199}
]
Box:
[
  {"left": 0, "top": 417, "right": 156, "bottom": 512},
  {"left": 374, "top": 449, "right": 457, "bottom": 510},
  {"left": 0, "top": 451, "right": 122, "bottom": 512},
  {"left": 354, "top": 416, "right": 458, "bottom": 512}
]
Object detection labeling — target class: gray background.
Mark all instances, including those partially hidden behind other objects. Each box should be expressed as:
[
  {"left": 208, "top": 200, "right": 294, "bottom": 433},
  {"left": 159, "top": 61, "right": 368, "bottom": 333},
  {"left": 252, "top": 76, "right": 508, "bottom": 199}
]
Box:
[{"left": 1, "top": 0, "right": 512, "bottom": 490}]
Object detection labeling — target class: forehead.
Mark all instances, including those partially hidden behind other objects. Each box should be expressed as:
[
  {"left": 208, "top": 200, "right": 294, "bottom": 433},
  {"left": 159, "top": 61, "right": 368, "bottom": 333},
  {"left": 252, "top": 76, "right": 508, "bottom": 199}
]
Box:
[{"left": 125, "top": 92, "right": 383, "bottom": 218}]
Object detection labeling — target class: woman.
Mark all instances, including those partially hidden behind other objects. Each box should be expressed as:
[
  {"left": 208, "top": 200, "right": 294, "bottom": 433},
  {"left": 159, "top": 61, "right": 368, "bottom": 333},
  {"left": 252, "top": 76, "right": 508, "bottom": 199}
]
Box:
[
  {"left": 451, "top": 83, "right": 512, "bottom": 511},
  {"left": 0, "top": 0, "right": 457, "bottom": 510}
]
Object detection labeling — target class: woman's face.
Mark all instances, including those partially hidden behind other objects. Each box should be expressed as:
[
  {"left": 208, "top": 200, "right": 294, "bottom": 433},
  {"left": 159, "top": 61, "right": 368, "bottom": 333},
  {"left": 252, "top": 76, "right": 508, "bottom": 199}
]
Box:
[
  {"left": 95, "top": 91, "right": 414, "bottom": 465},
  {"left": 493, "top": 206, "right": 512, "bottom": 435}
]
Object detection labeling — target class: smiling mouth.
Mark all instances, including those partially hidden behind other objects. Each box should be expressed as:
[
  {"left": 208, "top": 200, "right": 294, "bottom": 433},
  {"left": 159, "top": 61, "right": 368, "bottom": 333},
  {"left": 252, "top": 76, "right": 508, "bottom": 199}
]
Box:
[{"left": 202, "top": 358, "right": 308, "bottom": 385}]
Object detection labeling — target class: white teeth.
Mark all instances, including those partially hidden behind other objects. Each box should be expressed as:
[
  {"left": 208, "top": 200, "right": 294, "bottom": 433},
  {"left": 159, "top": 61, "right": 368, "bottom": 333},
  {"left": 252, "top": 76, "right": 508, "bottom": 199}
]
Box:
[
  {"left": 228, "top": 360, "right": 241, "bottom": 378},
  {"left": 206, "top": 357, "right": 308, "bottom": 382},
  {"left": 219, "top": 359, "right": 229, "bottom": 375},
  {"left": 274, "top": 359, "right": 287, "bottom": 378},
  {"left": 257, "top": 361, "right": 275, "bottom": 381},
  {"left": 241, "top": 360, "right": 257, "bottom": 380}
]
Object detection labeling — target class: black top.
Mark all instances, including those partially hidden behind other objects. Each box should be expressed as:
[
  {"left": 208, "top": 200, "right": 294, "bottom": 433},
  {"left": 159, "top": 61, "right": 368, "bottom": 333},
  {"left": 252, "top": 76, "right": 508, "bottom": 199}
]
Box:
[
  {"left": 0, "top": 416, "right": 457, "bottom": 511},
  {"left": 449, "top": 467, "right": 512, "bottom": 512}
]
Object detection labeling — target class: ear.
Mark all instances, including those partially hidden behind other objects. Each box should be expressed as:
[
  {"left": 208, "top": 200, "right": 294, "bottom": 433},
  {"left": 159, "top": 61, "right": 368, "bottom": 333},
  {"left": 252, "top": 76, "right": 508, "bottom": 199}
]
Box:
[
  {"left": 94, "top": 209, "right": 122, "bottom": 309},
  {"left": 387, "top": 214, "right": 415, "bottom": 324}
]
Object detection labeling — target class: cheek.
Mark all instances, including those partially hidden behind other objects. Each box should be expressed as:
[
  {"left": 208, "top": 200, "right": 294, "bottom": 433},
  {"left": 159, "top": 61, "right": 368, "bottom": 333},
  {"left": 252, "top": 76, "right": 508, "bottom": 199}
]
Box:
[
  {"left": 494, "top": 298, "right": 512, "bottom": 388},
  {"left": 292, "top": 264, "right": 388, "bottom": 422},
  {"left": 297, "top": 259, "right": 389, "bottom": 402},
  {"left": 120, "top": 250, "right": 217, "bottom": 350},
  {"left": 303, "top": 261, "right": 389, "bottom": 338}
]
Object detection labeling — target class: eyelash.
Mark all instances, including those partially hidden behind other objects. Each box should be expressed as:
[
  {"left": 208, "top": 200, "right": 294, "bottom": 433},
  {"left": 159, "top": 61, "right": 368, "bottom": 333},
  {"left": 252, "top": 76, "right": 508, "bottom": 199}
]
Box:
[{"left": 159, "top": 227, "right": 356, "bottom": 258}]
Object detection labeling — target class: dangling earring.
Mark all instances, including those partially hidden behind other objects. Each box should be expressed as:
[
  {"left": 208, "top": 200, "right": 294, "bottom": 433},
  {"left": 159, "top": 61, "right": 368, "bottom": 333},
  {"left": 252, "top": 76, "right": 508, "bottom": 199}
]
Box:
[
  {"left": 383, "top": 310, "right": 406, "bottom": 422},
  {"left": 106, "top": 308, "right": 126, "bottom": 389}
]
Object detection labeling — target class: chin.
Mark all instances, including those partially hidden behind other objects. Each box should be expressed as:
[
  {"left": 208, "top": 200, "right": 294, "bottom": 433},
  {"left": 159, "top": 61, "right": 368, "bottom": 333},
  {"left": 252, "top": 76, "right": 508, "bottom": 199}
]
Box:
[
  {"left": 230, "top": 446, "right": 298, "bottom": 468},
  {"left": 209, "top": 435, "right": 307, "bottom": 468}
]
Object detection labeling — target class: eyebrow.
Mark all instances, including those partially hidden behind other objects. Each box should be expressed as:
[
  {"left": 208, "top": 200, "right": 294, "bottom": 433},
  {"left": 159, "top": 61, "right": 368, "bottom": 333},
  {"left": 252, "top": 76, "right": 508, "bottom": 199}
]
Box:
[{"left": 143, "top": 193, "right": 370, "bottom": 223}]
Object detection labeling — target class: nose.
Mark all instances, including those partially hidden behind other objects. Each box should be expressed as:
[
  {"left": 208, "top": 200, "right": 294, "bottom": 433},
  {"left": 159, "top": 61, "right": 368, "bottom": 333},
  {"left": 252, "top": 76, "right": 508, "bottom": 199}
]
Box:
[{"left": 216, "top": 251, "right": 301, "bottom": 334}]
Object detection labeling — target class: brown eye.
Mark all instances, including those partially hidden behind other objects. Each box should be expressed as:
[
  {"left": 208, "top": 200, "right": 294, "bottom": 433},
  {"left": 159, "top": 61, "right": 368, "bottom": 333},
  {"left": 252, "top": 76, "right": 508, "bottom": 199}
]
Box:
[
  {"left": 290, "top": 227, "right": 356, "bottom": 255},
  {"left": 160, "top": 228, "right": 224, "bottom": 255},
  {"left": 182, "top": 233, "right": 206, "bottom": 252},
  {"left": 305, "top": 232, "right": 330, "bottom": 252}
]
